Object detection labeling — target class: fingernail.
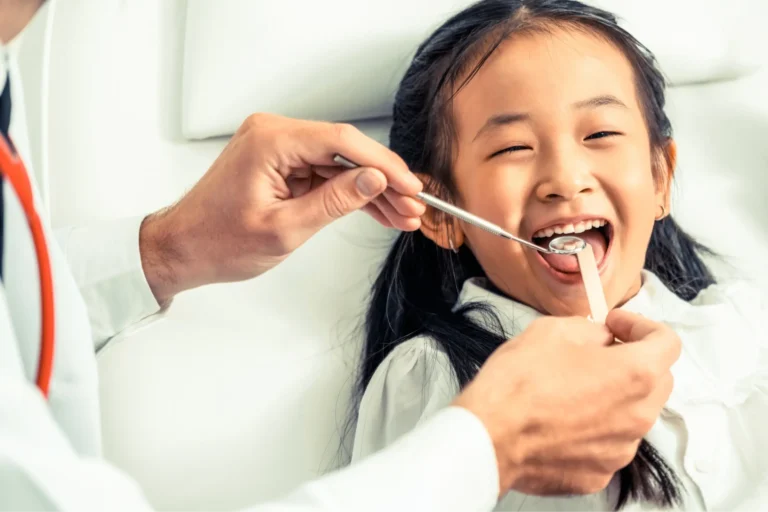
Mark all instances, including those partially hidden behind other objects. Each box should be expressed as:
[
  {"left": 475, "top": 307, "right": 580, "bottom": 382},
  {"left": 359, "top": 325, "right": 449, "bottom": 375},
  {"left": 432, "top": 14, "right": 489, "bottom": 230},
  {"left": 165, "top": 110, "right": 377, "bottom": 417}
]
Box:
[{"left": 356, "top": 170, "right": 384, "bottom": 197}]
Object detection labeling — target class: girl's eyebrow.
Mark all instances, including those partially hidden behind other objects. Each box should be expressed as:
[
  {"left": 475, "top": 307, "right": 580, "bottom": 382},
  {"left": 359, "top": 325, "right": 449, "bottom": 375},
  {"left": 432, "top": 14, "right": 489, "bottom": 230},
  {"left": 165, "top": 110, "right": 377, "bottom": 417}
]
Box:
[
  {"left": 573, "top": 94, "right": 628, "bottom": 110},
  {"left": 474, "top": 94, "right": 628, "bottom": 142},
  {"left": 473, "top": 112, "right": 530, "bottom": 142}
]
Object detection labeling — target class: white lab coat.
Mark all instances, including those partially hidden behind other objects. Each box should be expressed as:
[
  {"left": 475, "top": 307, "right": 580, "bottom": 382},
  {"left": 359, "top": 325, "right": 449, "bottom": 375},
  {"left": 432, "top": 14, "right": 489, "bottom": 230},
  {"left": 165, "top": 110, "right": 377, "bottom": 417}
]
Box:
[{"left": 0, "top": 43, "right": 499, "bottom": 511}]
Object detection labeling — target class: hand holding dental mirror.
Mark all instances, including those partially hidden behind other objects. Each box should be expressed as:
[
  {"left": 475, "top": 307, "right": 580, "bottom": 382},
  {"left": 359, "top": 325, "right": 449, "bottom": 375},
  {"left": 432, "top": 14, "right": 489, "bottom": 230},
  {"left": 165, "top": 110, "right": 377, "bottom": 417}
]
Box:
[{"left": 333, "top": 154, "right": 586, "bottom": 256}]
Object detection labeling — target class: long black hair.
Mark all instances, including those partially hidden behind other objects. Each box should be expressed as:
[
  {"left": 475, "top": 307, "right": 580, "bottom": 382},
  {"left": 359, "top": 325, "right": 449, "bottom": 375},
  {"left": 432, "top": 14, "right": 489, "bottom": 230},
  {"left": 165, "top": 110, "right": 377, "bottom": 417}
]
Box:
[{"left": 351, "top": 0, "right": 716, "bottom": 509}]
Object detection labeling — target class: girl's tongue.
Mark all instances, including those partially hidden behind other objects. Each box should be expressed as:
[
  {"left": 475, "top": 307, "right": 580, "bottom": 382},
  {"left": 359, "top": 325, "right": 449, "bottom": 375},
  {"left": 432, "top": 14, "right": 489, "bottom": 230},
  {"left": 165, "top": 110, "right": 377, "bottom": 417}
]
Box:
[{"left": 539, "top": 229, "right": 607, "bottom": 273}]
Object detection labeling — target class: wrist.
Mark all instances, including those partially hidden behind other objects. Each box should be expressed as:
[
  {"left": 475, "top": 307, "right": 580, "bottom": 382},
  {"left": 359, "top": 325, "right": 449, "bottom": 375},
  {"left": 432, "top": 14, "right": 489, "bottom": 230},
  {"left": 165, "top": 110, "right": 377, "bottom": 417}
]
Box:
[{"left": 139, "top": 209, "right": 187, "bottom": 306}]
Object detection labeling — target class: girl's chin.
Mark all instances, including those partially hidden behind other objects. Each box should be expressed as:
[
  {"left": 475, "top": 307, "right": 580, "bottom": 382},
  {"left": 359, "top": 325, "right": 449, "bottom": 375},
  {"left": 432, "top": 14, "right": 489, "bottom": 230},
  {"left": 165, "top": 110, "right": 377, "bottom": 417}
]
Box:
[
  {"left": 537, "top": 277, "right": 643, "bottom": 318},
  {"left": 536, "top": 299, "right": 594, "bottom": 318},
  {"left": 487, "top": 275, "right": 603, "bottom": 318}
]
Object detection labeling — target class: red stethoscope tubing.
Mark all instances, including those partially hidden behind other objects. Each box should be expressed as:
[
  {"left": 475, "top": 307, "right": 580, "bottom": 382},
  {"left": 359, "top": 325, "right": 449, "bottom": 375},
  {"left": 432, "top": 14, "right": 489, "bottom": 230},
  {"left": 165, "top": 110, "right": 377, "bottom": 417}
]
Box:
[{"left": 0, "top": 135, "right": 55, "bottom": 398}]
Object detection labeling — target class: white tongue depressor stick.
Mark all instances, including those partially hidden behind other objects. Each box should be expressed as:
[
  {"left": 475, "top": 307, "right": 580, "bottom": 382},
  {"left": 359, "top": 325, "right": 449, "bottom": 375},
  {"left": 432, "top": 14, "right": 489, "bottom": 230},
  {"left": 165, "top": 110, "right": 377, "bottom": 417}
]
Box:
[
  {"left": 576, "top": 244, "right": 624, "bottom": 344},
  {"left": 576, "top": 244, "right": 609, "bottom": 324}
]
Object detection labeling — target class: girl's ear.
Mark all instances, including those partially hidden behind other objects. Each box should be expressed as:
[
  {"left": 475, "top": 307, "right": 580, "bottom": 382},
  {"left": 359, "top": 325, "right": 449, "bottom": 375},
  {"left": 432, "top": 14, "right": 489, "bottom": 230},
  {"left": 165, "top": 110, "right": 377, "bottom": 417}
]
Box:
[
  {"left": 654, "top": 139, "right": 677, "bottom": 219},
  {"left": 415, "top": 173, "right": 465, "bottom": 251}
]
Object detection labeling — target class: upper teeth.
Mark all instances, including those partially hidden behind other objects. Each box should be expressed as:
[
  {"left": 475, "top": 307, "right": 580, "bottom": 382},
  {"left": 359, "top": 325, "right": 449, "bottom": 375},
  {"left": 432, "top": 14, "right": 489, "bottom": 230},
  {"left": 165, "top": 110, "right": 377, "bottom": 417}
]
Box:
[{"left": 533, "top": 219, "right": 607, "bottom": 239}]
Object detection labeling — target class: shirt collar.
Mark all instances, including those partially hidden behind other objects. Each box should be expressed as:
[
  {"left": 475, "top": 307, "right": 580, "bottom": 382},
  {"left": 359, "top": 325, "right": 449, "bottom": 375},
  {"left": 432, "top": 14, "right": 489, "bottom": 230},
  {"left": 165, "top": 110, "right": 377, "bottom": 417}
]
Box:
[
  {"left": 0, "top": 45, "right": 8, "bottom": 96},
  {"left": 456, "top": 270, "right": 680, "bottom": 333},
  {"left": 1, "top": 32, "right": 25, "bottom": 86},
  {"left": 455, "top": 270, "right": 757, "bottom": 410}
]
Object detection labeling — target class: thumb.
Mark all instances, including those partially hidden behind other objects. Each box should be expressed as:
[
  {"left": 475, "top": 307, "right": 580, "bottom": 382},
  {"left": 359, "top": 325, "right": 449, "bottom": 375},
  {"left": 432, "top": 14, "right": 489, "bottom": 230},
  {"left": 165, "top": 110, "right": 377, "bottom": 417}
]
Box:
[
  {"left": 605, "top": 309, "right": 661, "bottom": 342},
  {"left": 293, "top": 167, "right": 387, "bottom": 232}
]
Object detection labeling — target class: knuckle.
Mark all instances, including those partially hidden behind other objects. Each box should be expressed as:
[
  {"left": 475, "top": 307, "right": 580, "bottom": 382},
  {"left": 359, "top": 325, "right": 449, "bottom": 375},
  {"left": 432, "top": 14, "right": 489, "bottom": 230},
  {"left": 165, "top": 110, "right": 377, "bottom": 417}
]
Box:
[
  {"left": 590, "top": 474, "right": 614, "bottom": 494},
  {"left": 616, "top": 444, "right": 639, "bottom": 468},
  {"left": 246, "top": 112, "right": 265, "bottom": 124},
  {"left": 333, "top": 122, "right": 359, "bottom": 144},
  {"left": 629, "top": 407, "right": 656, "bottom": 435},
  {"left": 244, "top": 112, "right": 270, "bottom": 131},
  {"left": 573, "top": 475, "right": 612, "bottom": 495},
  {"left": 568, "top": 481, "right": 588, "bottom": 495},
  {"left": 323, "top": 185, "right": 354, "bottom": 219},
  {"left": 242, "top": 113, "right": 288, "bottom": 146},
  {"left": 627, "top": 363, "right": 655, "bottom": 395},
  {"left": 594, "top": 442, "right": 635, "bottom": 474},
  {"left": 241, "top": 116, "right": 271, "bottom": 143},
  {"left": 590, "top": 473, "right": 613, "bottom": 494}
]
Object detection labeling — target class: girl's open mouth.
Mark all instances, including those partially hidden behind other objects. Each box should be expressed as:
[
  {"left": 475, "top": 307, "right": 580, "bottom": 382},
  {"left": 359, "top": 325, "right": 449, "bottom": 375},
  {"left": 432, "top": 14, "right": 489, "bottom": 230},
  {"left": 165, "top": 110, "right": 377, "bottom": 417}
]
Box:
[{"left": 532, "top": 220, "right": 614, "bottom": 275}]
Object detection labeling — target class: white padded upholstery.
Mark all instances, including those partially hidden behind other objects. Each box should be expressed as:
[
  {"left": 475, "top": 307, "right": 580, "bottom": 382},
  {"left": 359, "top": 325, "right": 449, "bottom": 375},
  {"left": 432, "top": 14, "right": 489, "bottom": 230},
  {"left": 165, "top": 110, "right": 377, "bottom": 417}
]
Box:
[{"left": 181, "top": 0, "right": 766, "bottom": 140}]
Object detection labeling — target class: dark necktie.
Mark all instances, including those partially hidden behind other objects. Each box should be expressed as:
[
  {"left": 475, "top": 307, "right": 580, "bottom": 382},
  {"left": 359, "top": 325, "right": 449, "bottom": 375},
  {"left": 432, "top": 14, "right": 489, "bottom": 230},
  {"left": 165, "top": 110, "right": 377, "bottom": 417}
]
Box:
[{"left": 0, "top": 72, "right": 11, "bottom": 280}]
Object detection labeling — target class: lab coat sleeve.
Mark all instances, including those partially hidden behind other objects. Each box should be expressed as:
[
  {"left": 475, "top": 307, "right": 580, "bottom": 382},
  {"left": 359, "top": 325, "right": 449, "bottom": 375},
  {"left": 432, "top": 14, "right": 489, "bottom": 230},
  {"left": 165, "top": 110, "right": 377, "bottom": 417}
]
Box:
[
  {"left": 276, "top": 406, "right": 500, "bottom": 512},
  {"left": 0, "top": 333, "right": 499, "bottom": 511},
  {"left": 55, "top": 216, "right": 161, "bottom": 351}
]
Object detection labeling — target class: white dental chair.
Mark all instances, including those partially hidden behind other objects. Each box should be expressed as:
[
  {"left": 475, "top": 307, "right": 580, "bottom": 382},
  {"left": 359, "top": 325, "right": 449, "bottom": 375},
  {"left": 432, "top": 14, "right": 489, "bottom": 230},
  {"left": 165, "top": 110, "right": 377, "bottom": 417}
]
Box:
[{"left": 15, "top": 0, "right": 768, "bottom": 510}]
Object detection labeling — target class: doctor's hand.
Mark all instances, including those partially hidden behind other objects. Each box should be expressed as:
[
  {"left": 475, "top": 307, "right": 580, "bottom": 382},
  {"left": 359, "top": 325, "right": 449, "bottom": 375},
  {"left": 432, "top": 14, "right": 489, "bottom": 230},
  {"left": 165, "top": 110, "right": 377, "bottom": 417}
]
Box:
[
  {"left": 453, "top": 312, "right": 680, "bottom": 498},
  {"left": 139, "top": 113, "right": 424, "bottom": 304}
]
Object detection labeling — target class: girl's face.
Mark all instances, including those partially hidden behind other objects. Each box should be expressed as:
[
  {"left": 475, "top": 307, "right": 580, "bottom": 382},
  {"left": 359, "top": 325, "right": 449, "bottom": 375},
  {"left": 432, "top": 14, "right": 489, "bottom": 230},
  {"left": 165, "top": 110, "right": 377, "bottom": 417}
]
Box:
[{"left": 424, "top": 27, "right": 671, "bottom": 316}]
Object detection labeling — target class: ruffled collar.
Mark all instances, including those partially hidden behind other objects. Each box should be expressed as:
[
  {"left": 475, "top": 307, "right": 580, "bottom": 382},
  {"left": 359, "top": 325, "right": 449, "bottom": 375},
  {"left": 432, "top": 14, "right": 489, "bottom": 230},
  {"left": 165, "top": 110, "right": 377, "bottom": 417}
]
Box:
[{"left": 455, "top": 271, "right": 762, "bottom": 411}]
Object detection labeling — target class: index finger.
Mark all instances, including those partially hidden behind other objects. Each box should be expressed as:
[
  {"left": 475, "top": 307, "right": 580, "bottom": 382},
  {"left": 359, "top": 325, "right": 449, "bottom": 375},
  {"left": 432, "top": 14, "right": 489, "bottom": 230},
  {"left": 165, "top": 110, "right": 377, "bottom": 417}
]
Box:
[
  {"left": 532, "top": 316, "right": 615, "bottom": 347},
  {"left": 606, "top": 309, "right": 665, "bottom": 342},
  {"left": 613, "top": 335, "right": 682, "bottom": 379},
  {"left": 607, "top": 311, "right": 682, "bottom": 370},
  {"left": 315, "top": 122, "right": 423, "bottom": 196},
  {"left": 562, "top": 316, "right": 615, "bottom": 347}
]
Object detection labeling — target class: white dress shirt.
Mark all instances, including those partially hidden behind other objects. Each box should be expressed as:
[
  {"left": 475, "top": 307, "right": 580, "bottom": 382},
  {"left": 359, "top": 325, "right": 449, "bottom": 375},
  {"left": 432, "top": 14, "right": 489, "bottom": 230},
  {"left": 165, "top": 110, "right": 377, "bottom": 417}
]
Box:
[
  {"left": 0, "top": 43, "right": 500, "bottom": 511},
  {"left": 352, "top": 271, "right": 768, "bottom": 510}
]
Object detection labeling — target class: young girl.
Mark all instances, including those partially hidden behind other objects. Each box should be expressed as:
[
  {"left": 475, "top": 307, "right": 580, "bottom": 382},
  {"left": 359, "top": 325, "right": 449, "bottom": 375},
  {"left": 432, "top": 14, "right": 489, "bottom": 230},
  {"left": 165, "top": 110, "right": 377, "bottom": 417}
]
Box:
[{"left": 348, "top": 0, "right": 768, "bottom": 510}]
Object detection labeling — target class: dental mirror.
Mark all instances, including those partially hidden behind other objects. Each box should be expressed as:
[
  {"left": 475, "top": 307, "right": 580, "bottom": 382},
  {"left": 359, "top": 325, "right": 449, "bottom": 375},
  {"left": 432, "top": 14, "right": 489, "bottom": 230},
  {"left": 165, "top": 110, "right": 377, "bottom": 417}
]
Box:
[{"left": 546, "top": 235, "right": 588, "bottom": 255}]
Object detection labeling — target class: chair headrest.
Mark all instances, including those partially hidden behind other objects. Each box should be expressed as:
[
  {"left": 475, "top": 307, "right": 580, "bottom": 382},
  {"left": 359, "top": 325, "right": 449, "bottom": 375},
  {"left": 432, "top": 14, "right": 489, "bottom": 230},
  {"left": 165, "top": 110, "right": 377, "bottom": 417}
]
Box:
[{"left": 181, "top": 0, "right": 764, "bottom": 140}]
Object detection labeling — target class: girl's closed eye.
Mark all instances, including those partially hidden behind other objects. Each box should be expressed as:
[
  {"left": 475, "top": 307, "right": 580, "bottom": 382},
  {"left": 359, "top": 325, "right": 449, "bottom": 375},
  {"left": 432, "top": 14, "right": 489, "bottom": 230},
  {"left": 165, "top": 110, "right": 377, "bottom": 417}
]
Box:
[
  {"left": 489, "top": 131, "right": 621, "bottom": 158},
  {"left": 585, "top": 130, "right": 622, "bottom": 141},
  {"left": 490, "top": 144, "right": 533, "bottom": 158}
]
